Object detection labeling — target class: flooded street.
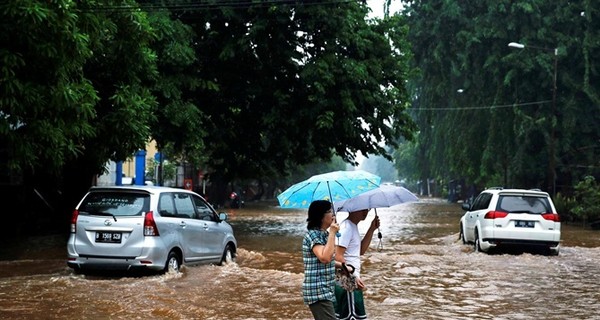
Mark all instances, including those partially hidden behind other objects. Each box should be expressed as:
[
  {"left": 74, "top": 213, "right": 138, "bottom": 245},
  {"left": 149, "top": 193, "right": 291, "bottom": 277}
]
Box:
[{"left": 1, "top": 198, "right": 600, "bottom": 319}]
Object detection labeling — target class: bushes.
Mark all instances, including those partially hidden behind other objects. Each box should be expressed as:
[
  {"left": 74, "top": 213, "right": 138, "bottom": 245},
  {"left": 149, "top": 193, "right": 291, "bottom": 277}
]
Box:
[
  {"left": 572, "top": 176, "right": 600, "bottom": 227},
  {"left": 554, "top": 176, "right": 600, "bottom": 228},
  {"left": 553, "top": 192, "right": 577, "bottom": 223}
]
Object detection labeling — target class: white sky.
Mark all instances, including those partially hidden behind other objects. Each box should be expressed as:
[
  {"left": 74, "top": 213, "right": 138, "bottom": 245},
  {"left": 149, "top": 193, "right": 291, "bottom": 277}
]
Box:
[{"left": 367, "top": 0, "right": 404, "bottom": 18}]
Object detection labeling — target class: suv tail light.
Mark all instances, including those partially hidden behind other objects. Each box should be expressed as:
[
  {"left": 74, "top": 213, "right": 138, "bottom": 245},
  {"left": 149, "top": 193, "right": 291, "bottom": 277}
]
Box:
[
  {"left": 144, "top": 211, "right": 160, "bottom": 236},
  {"left": 484, "top": 211, "right": 508, "bottom": 219},
  {"left": 70, "top": 209, "right": 80, "bottom": 233},
  {"left": 542, "top": 213, "right": 560, "bottom": 222}
]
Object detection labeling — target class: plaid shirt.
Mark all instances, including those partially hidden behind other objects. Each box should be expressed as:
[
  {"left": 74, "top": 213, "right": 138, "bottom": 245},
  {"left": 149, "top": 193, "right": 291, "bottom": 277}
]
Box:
[{"left": 302, "top": 229, "right": 336, "bottom": 305}]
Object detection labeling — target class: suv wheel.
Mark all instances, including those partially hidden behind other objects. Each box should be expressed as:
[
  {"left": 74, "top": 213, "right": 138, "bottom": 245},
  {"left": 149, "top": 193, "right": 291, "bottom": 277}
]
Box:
[
  {"left": 459, "top": 223, "right": 467, "bottom": 244},
  {"left": 473, "top": 228, "right": 481, "bottom": 252},
  {"left": 165, "top": 251, "right": 181, "bottom": 273}
]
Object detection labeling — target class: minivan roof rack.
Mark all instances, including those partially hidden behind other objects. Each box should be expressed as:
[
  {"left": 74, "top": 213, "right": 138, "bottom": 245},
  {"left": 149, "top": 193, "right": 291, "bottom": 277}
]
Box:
[{"left": 486, "top": 186, "right": 503, "bottom": 190}]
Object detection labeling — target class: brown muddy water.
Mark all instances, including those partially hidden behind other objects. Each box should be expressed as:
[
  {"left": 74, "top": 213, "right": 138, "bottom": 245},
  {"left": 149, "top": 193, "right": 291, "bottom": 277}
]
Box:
[{"left": 1, "top": 198, "right": 599, "bottom": 320}]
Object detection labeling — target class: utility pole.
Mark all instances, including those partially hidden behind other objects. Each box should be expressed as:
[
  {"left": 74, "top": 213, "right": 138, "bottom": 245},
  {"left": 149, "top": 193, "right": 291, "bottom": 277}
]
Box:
[{"left": 508, "top": 42, "right": 559, "bottom": 196}]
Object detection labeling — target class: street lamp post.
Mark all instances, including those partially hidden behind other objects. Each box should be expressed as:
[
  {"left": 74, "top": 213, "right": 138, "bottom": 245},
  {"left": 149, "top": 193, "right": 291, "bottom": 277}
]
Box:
[{"left": 508, "top": 42, "right": 558, "bottom": 196}]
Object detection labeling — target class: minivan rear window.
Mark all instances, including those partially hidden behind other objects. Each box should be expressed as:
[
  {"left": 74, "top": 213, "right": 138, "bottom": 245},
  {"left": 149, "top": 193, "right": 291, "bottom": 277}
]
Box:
[{"left": 79, "top": 192, "right": 150, "bottom": 216}]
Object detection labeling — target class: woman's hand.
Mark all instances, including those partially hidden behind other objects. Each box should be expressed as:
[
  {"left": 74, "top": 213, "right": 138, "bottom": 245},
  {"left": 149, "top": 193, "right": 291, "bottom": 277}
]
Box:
[
  {"left": 355, "top": 277, "right": 366, "bottom": 290},
  {"left": 329, "top": 221, "right": 340, "bottom": 234}
]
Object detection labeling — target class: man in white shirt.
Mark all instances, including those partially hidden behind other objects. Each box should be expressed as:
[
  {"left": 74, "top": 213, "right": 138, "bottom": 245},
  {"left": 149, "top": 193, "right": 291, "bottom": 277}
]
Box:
[{"left": 334, "top": 209, "right": 380, "bottom": 319}]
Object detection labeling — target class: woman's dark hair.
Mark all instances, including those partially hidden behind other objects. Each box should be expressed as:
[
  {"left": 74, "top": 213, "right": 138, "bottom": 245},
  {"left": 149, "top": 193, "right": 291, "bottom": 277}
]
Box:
[{"left": 307, "top": 200, "right": 332, "bottom": 230}]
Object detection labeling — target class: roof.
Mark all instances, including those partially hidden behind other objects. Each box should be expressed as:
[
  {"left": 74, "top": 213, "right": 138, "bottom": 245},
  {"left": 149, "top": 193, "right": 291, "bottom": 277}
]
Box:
[
  {"left": 89, "top": 185, "right": 192, "bottom": 194},
  {"left": 483, "top": 188, "right": 550, "bottom": 196}
]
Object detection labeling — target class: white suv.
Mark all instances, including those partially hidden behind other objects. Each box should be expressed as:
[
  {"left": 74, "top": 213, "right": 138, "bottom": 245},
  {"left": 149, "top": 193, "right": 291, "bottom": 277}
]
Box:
[
  {"left": 459, "top": 188, "right": 560, "bottom": 255},
  {"left": 67, "top": 185, "right": 237, "bottom": 273}
]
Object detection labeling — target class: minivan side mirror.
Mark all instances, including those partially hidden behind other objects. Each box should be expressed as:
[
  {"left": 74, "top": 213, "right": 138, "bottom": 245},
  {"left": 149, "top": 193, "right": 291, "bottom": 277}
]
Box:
[
  {"left": 461, "top": 203, "right": 471, "bottom": 211},
  {"left": 218, "top": 212, "right": 228, "bottom": 221}
]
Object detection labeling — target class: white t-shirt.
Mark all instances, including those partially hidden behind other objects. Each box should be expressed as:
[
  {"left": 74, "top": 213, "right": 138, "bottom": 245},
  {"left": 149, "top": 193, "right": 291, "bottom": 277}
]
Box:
[{"left": 338, "top": 219, "right": 362, "bottom": 277}]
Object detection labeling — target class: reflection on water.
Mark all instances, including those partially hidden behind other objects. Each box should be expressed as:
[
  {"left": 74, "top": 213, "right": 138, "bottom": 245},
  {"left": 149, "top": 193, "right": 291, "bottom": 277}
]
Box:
[{"left": 1, "top": 198, "right": 600, "bottom": 319}]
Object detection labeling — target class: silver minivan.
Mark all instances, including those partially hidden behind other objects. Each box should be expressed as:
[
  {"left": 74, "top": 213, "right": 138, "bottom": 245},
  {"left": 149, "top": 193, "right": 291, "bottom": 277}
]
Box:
[{"left": 67, "top": 185, "right": 237, "bottom": 273}]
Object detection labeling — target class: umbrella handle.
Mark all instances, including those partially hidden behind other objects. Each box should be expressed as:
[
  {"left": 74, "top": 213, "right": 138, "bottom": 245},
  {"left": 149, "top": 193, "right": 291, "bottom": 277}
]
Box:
[{"left": 375, "top": 209, "right": 383, "bottom": 252}]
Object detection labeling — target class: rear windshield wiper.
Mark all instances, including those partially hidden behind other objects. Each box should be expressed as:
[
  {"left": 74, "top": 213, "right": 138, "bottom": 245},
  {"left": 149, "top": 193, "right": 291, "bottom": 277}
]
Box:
[{"left": 92, "top": 211, "right": 118, "bottom": 222}]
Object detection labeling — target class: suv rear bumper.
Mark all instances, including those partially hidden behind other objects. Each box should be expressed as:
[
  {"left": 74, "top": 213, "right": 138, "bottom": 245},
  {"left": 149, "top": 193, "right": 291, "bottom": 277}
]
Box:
[
  {"left": 480, "top": 227, "right": 560, "bottom": 250},
  {"left": 480, "top": 238, "right": 560, "bottom": 255},
  {"left": 483, "top": 238, "right": 560, "bottom": 248}
]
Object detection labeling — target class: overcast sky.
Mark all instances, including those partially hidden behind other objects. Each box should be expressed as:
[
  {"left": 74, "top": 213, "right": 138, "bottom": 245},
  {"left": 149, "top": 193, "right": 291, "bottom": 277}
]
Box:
[{"left": 367, "top": 0, "right": 404, "bottom": 18}]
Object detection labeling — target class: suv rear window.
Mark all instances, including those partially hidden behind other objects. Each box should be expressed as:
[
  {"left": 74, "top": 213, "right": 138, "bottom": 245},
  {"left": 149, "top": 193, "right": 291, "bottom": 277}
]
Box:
[
  {"left": 79, "top": 192, "right": 150, "bottom": 216},
  {"left": 496, "top": 195, "right": 551, "bottom": 214}
]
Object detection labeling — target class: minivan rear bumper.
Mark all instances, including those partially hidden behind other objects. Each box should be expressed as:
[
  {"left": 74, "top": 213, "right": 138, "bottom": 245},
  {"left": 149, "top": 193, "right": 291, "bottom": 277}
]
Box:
[
  {"left": 67, "top": 254, "right": 165, "bottom": 270},
  {"left": 67, "top": 236, "right": 170, "bottom": 272}
]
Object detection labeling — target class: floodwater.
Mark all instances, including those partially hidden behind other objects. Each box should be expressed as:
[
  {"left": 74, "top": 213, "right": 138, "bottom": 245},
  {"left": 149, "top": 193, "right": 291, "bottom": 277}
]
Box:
[{"left": 1, "top": 198, "right": 599, "bottom": 320}]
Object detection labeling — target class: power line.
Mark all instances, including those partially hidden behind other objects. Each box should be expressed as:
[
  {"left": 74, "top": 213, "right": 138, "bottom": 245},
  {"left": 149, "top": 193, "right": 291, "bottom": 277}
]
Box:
[{"left": 411, "top": 100, "right": 552, "bottom": 111}]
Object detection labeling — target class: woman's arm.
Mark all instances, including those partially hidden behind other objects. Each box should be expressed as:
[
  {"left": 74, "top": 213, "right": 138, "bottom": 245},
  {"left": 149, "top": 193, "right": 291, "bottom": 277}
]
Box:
[{"left": 312, "top": 231, "right": 338, "bottom": 264}]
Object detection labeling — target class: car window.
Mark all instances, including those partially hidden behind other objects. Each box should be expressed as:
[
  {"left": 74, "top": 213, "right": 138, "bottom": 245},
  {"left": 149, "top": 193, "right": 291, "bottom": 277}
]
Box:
[
  {"left": 479, "top": 193, "right": 493, "bottom": 210},
  {"left": 192, "top": 195, "right": 216, "bottom": 221},
  {"left": 79, "top": 192, "right": 149, "bottom": 216},
  {"left": 497, "top": 195, "right": 551, "bottom": 214},
  {"left": 158, "top": 193, "right": 176, "bottom": 217},
  {"left": 472, "top": 192, "right": 492, "bottom": 211},
  {"left": 173, "top": 193, "right": 195, "bottom": 218}
]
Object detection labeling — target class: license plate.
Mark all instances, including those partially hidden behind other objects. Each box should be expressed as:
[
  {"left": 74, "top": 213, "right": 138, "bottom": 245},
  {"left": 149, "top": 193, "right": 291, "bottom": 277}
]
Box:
[
  {"left": 95, "top": 232, "right": 122, "bottom": 243},
  {"left": 515, "top": 220, "right": 535, "bottom": 228}
]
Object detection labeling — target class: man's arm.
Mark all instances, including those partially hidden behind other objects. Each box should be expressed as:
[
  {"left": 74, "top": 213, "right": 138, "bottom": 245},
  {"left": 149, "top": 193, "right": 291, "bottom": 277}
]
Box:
[
  {"left": 335, "top": 245, "right": 347, "bottom": 263},
  {"left": 360, "top": 216, "right": 380, "bottom": 255}
]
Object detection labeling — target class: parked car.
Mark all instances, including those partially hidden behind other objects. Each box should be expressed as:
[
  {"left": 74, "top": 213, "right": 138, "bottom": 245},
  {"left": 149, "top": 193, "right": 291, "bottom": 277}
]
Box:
[
  {"left": 67, "top": 185, "right": 237, "bottom": 274},
  {"left": 459, "top": 188, "right": 560, "bottom": 255}
]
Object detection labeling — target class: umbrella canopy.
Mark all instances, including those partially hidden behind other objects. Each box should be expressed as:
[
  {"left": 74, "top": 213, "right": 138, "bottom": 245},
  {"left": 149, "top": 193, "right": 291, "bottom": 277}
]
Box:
[
  {"left": 277, "top": 170, "right": 381, "bottom": 208},
  {"left": 334, "top": 184, "right": 418, "bottom": 212}
]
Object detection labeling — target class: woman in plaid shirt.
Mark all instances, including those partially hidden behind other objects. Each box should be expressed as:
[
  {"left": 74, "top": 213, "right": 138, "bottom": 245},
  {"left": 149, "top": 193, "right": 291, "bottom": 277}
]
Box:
[{"left": 302, "top": 200, "right": 341, "bottom": 319}]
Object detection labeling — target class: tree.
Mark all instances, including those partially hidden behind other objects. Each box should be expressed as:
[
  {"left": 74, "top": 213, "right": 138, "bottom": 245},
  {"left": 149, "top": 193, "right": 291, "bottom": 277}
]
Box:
[
  {"left": 1, "top": 0, "right": 419, "bottom": 233},
  {"left": 181, "top": 2, "right": 416, "bottom": 205},
  {"left": 59, "top": 0, "right": 159, "bottom": 213},
  {"left": 1, "top": 0, "right": 160, "bottom": 234},
  {"left": 402, "top": 0, "right": 600, "bottom": 195},
  {"left": 145, "top": 9, "right": 213, "bottom": 185},
  {"left": 572, "top": 176, "right": 600, "bottom": 225},
  {"left": 1, "top": 0, "right": 97, "bottom": 175}
]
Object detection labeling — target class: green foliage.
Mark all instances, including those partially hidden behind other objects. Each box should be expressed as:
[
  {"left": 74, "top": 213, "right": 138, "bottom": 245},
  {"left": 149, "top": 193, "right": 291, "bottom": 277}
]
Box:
[
  {"left": 393, "top": 138, "right": 420, "bottom": 182},
  {"left": 146, "top": 158, "right": 177, "bottom": 183},
  {"left": 283, "top": 156, "right": 348, "bottom": 186},
  {"left": 402, "top": 0, "right": 600, "bottom": 193},
  {"left": 145, "top": 10, "right": 208, "bottom": 167},
  {"left": 553, "top": 192, "right": 576, "bottom": 221},
  {"left": 183, "top": 2, "right": 416, "bottom": 182},
  {"left": 76, "top": 0, "right": 158, "bottom": 166},
  {"left": 2, "top": 1, "right": 417, "bottom": 210},
  {"left": 572, "top": 176, "right": 600, "bottom": 223},
  {"left": 1, "top": 0, "right": 97, "bottom": 173}
]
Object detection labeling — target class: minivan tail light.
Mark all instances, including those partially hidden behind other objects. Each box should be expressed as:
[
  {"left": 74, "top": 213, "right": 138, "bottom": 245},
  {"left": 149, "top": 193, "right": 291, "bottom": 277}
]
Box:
[
  {"left": 542, "top": 213, "right": 560, "bottom": 222},
  {"left": 70, "top": 210, "right": 80, "bottom": 233},
  {"left": 144, "top": 211, "right": 160, "bottom": 236},
  {"left": 484, "top": 211, "right": 508, "bottom": 219}
]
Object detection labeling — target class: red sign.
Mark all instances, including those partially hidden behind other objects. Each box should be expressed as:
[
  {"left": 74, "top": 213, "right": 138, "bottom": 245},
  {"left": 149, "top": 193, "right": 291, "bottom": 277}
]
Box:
[{"left": 184, "top": 179, "right": 193, "bottom": 190}]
